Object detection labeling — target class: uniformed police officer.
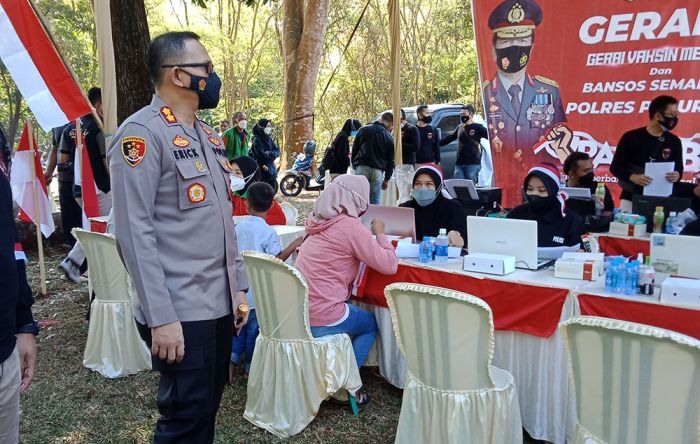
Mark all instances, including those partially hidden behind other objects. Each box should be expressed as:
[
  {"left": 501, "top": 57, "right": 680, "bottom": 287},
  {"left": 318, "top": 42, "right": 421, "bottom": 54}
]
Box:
[
  {"left": 108, "top": 32, "right": 249, "bottom": 444},
  {"left": 483, "top": 0, "right": 574, "bottom": 207}
]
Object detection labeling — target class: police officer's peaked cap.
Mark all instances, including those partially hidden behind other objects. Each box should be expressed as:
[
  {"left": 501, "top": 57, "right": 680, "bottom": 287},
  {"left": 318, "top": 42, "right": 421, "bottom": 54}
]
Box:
[{"left": 489, "top": 0, "right": 542, "bottom": 39}]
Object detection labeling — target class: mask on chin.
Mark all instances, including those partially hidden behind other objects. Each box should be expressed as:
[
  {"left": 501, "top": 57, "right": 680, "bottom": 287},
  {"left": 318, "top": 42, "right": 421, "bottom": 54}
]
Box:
[
  {"left": 186, "top": 71, "right": 222, "bottom": 110},
  {"left": 495, "top": 45, "right": 532, "bottom": 73}
]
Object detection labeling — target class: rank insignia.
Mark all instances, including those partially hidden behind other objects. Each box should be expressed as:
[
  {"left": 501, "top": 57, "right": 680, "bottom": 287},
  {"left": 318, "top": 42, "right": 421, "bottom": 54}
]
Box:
[
  {"left": 202, "top": 126, "right": 212, "bottom": 135},
  {"left": 195, "top": 161, "right": 206, "bottom": 173},
  {"left": 217, "top": 158, "right": 234, "bottom": 172},
  {"left": 198, "top": 79, "right": 207, "bottom": 91},
  {"left": 172, "top": 135, "right": 190, "bottom": 147},
  {"left": 489, "top": 104, "right": 499, "bottom": 113},
  {"left": 121, "top": 137, "right": 147, "bottom": 167},
  {"left": 187, "top": 183, "right": 206, "bottom": 203},
  {"left": 208, "top": 135, "right": 221, "bottom": 146},
  {"left": 161, "top": 106, "right": 177, "bottom": 124}
]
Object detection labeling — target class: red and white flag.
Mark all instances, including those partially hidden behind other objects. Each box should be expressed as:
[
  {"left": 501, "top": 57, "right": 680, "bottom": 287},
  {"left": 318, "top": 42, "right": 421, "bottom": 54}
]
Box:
[
  {"left": 0, "top": 0, "right": 91, "bottom": 131},
  {"left": 73, "top": 122, "right": 100, "bottom": 227},
  {"left": 10, "top": 124, "right": 55, "bottom": 237}
]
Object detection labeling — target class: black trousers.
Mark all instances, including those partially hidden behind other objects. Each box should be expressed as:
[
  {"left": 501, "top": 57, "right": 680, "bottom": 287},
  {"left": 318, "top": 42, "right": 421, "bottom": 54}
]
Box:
[
  {"left": 58, "top": 180, "right": 82, "bottom": 246},
  {"left": 137, "top": 315, "right": 234, "bottom": 444}
]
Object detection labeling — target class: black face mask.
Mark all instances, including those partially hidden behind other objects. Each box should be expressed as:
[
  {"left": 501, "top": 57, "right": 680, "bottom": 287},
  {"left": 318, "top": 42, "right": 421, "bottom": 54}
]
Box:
[
  {"left": 495, "top": 45, "right": 532, "bottom": 73},
  {"left": 526, "top": 194, "right": 551, "bottom": 212},
  {"left": 460, "top": 115, "right": 470, "bottom": 124},
  {"left": 186, "top": 71, "right": 222, "bottom": 110},
  {"left": 579, "top": 172, "right": 595, "bottom": 187},
  {"left": 420, "top": 115, "right": 433, "bottom": 124},
  {"left": 660, "top": 115, "right": 678, "bottom": 131}
]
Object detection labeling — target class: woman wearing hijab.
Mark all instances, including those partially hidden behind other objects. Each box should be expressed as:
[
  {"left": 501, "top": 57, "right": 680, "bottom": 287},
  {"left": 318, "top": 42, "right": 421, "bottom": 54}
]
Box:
[
  {"left": 251, "top": 118, "right": 280, "bottom": 192},
  {"left": 507, "top": 163, "right": 585, "bottom": 247},
  {"left": 400, "top": 164, "right": 467, "bottom": 247},
  {"left": 230, "top": 156, "right": 286, "bottom": 225},
  {"left": 295, "top": 174, "right": 398, "bottom": 404},
  {"left": 327, "top": 118, "right": 362, "bottom": 179}
]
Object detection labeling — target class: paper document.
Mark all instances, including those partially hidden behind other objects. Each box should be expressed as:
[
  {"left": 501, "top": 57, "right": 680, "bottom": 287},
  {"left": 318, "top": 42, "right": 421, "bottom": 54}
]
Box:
[{"left": 643, "top": 162, "right": 674, "bottom": 197}]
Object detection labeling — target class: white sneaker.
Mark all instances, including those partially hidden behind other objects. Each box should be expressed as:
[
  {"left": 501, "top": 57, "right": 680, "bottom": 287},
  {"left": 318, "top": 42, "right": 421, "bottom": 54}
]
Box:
[{"left": 59, "top": 259, "right": 81, "bottom": 284}]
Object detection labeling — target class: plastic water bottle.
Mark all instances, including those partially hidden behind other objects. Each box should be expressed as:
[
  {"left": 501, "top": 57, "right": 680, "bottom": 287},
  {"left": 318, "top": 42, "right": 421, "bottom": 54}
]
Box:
[
  {"left": 623, "top": 262, "right": 638, "bottom": 295},
  {"left": 665, "top": 212, "right": 678, "bottom": 234},
  {"left": 606, "top": 258, "right": 625, "bottom": 294},
  {"left": 638, "top": 256, "right": 655, "bottom": 295},
  {"left": 419, "top": 236, "right": 434, "bottom": 264},
  {"left": 653, "top": 206, "right": 665, "bottom": 233},
  {"left": 435, "top": 229, "right": 449, "bottom": 263}
]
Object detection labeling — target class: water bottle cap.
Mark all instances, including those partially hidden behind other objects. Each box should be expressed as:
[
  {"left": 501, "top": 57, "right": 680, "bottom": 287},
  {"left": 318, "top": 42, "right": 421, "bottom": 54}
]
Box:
[
  {"left": 439, "top": 228, "right": 447, "bottom": 235},
  {"left": 423, "top": 236, "right": 431, "bottom": 241}
]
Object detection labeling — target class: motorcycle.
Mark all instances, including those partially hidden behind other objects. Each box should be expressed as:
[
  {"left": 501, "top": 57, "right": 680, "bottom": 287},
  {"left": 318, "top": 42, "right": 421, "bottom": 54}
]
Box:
[{"left": 279, "top": 152, "right": 325, "bottom": 197}]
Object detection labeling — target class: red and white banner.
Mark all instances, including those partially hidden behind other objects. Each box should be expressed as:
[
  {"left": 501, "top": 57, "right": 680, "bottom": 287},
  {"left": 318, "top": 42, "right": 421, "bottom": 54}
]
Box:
[
  {"left": 0, "top": 0, "right": 91, "bottom": 131},
  {"left": 472, "top": 1, "right": 700, "bottom": 207},
  {"left": 10, "top": 124, "right": 54, "bottom": 237},
  {"left": 74, "top": 121, "right": 100, "bottom": 227}
]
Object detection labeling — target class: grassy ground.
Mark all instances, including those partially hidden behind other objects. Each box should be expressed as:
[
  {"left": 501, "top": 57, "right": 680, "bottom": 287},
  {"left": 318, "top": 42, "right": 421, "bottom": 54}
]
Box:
[{"left": 18, "top": 192, "right": 542, "bottom": 443}]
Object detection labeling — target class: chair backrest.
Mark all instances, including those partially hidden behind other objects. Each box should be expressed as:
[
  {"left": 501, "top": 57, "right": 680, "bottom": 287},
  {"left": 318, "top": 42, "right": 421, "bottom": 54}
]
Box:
[
  {"left": 561, "top": 316, "right": 700, "bottom": 444},
  {"left": 384, "top": 283, "right": 494, "bottom": 391},
  {"left": 72, "top": 229, "right": 131, "bottom": 303},
  {"left": 242, "top": 251, "right": 312, "bottom": 341},
  {"left": 279, "top": 202, "right": 298, "bottom": 226}
]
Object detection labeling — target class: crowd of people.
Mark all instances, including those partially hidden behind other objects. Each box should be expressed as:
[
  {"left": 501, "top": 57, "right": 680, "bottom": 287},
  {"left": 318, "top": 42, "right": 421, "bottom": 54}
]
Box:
[{"left": 2, "top": 28, "right": 700, "bottom": 444}]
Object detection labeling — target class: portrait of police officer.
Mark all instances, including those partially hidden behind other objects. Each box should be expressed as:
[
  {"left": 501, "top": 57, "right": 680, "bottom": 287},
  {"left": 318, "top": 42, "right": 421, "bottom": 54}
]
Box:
[
  {"left": 483, "top": 0, "right": 573, "bottom": 206},
  {"left": 108, "top": 31, "right": 249, "bottom": 443}
]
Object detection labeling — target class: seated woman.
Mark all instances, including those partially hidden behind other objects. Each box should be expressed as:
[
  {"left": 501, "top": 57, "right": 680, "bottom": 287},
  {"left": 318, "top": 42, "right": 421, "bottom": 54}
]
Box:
[
  {"left": 295, "top": 174, "right": 398, "bottom": 404},
  {"left": 507, "top": 163, "right": 585, "bottom": 247},
  {"left": 230, "top": 156, "right": 286, "bottom": 225},
  {"left": 399, "top": 164, "right": 466, "bottom": 247}
]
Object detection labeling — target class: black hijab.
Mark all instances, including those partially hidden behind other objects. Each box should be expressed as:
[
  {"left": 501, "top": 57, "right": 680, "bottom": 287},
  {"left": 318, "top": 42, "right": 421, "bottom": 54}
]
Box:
[{"left": 232, "top": 155, "right": 260, "bottom": 195}]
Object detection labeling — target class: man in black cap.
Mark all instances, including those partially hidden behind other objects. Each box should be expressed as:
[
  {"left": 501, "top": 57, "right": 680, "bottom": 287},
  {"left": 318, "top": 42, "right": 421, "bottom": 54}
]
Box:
[{"left": 483, "top": 0, "right": 572, "bottom": 207}]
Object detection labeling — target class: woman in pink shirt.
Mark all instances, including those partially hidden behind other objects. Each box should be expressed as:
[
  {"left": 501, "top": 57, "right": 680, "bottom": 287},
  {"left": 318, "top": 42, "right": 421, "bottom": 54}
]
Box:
[{"left": 295, "top": 174, "right": 398, "bottom": 403}]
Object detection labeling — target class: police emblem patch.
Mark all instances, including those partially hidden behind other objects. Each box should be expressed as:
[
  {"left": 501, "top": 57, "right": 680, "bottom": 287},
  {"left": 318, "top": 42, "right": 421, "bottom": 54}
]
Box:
[
  {"left": 195, "top": 161, "right": 206, "bottom": 172},
  {"left": 498, "top": 122, "right": 505, "bottom": 130},
  {"left": 173, "top": 135, "right": 190, "bottom": 147},
  {"left": 187, "top": 183, "right": 206, "bottom": 203},
  {"left": 121, "top": 137, "right": 147, "bottom": 167},
  {"left": 208, "top": 135, "right": 221, "bottom": 146},
  {"left": 160, "top": 106, "right": 178, "bottom": 124}
]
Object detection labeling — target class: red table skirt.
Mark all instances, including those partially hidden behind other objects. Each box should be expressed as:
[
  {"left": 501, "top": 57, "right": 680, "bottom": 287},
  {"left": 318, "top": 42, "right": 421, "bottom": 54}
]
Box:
[
  {"left": 596, "top": 235, "right": 650, "bottom": 258},
  {"left": 578, "top": 294, "right": 700, "bottom": 340},
  {"left": 356, "top": 264, "right": 569, "bottom": 338},
  {"left": 90, "top": 220, "right": 107, "bottom": 233}
]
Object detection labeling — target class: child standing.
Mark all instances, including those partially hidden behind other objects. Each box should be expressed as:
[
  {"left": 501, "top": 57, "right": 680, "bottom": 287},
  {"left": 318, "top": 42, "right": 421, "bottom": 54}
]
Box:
[{"left": 230, "top": 182, "right": 303, "bottom": 379}]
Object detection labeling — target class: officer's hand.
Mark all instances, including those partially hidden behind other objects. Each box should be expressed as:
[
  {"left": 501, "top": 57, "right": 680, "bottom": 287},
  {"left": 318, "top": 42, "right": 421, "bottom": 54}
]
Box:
[
  {"left": 630, "top": 174, "right": 653, "bottom": 187},
  {"left": 546, "top": 124, "right": 574, "bottom": 163},
  {"left": 371, "top": 218, "right": 386, "bottom": 235},
  {"left": 152, "top": 321, "right": 185, "bottom": 364},
  {"left": 665, "top": 171, "right": 680, "bottom": 183},
  {"left": 447, "top": 230, "right": 464, "bottom": 248},
  {"left": 234, "top": 291, "right": 249, "bottom": 335},
  {"left": 382, "top": 180, "right": 389, "bottom": 190}
]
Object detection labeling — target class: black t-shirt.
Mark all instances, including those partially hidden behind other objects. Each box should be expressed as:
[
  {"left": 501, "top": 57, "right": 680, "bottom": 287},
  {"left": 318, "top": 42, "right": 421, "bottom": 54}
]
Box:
[
  {"left": 58, "top": 123, "right": 77, "bottom": 183},
  {"left": 400, "top": 123, "right": 420, "bottom": 166},
  {"left": 507, "top": 203, "right": 585, "bottom": 248},
  {"left": 441, "top": 123, "right": 488, "bottom": 165},
  {"left": 82, "top": 115, "right": 109, "bottom": 193},
  {"left": 610, "top": 127, "right": 684, "bottom": 200},
  {"left": 681, "top": 219, "right": 700, "bottom": 236},
  {"left": 416, "top": 125, "right": 440, "bottom": 164},
  {"left": 400, "top": 194, "right": 467, "bottom": 242}
]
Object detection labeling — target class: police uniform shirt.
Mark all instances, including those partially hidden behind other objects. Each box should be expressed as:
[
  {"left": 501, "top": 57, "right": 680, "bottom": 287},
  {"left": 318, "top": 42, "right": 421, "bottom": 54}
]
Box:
[
  {"left": 108, "top": 95, "right": 248, "bottom": 328},
  {"left": 507, "top": 203, "right": 585, "bottom": 248}
]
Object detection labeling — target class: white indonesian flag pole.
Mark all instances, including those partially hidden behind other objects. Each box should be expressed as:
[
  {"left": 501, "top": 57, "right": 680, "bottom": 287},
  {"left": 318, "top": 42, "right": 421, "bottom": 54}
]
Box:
[{"left": 11, "top": 120, "right": 51, "bottom": 294}]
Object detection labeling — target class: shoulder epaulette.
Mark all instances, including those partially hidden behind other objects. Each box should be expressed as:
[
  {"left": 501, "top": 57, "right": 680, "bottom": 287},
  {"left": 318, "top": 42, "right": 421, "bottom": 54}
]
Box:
[{"left": 534, "top": 75, "right": 558, "bottom": 88}]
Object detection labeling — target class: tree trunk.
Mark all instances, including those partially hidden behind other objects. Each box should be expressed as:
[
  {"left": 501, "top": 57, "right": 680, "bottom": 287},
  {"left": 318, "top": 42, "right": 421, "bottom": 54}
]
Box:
[
  {"left": 110, "top": 0, "right": 153, "bottom": 125},
  {"left": 282, "top": 0, "right": 330, "bottom": 164}
]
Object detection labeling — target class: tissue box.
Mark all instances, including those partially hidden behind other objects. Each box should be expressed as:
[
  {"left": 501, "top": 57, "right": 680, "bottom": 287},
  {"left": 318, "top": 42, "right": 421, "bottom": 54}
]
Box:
[
  {"left": 660, "top": 277, "right": 700, "bottom": 308},
  {"left": 609, "top": 221, "right": 646, "bottom": 237},
  {"left": 554, "top": 258, "right": 603, "bottom": 281}
]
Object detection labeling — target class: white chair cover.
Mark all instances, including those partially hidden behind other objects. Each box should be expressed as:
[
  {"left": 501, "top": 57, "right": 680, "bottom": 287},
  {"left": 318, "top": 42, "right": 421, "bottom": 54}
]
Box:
[
  {"left": 385, "top": 283, "right": 522, "bottom": 444},
  {"left": 242, "top": 251, "right": 362, "bottom": 438},
  {"left": 560, "top": 316, "right": 700, "bottom": 444},
  {"left": 279, "top": 201, "right": 299, "bottom": 226},
  {"left": 72, "top": 229, "right": 151, "bottom": 378}
]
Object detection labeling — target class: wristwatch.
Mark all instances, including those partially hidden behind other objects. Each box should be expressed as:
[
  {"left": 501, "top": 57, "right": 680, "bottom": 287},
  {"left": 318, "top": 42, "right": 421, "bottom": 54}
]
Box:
[{"left": 17, "top": 320, "right": 40, "bottom": 336}]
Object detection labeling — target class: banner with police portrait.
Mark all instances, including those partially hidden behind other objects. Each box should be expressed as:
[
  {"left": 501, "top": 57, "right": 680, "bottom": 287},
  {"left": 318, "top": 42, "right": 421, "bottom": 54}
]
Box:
[{"left": 472, "top": 0, "right": 700, "bottom": 207}]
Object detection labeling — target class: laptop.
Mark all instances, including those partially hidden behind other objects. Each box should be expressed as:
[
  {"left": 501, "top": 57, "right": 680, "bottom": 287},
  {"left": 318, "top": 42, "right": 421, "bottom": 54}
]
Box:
[
  {"left": 359, "top": 205, "right": 416, "bottom": 242},
  {"left": 650, "top": 233, "right": 700, "bottom": 279},
  {"left": 444, "top": 179, "right": 478, "bottom": 200},
  {"left": 467, "top": 216, "right": 553, "bottom": 270},
  {"left": 632, "top": 195, "right": 691, "bottom": 233},
  {"left": 561, "top": 186, "right": 592, "bottom": 199}
]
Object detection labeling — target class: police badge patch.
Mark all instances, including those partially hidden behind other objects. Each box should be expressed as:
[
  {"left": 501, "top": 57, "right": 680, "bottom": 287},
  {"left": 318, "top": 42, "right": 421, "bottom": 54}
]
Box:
[
  {"left": 121, "top": 137, "right": 147, "bottom": 167},
  {"left": 173, "top": 135, "right": 190, "bottom": 147},
  {"left": 208, "top": 135, "right": 221, "bottom": 146},
  {"left": 187, "top": 183, "right": 206, "bottom": 203}
]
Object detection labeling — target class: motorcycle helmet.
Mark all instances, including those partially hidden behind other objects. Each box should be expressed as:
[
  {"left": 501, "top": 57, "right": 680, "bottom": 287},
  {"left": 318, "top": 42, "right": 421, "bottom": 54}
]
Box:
[{"left": 303, "top": 140, "right": 317, "bottom": 156}]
